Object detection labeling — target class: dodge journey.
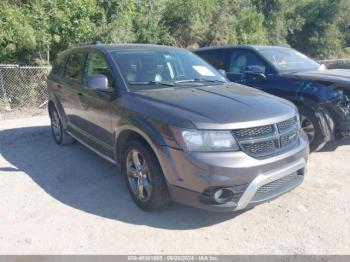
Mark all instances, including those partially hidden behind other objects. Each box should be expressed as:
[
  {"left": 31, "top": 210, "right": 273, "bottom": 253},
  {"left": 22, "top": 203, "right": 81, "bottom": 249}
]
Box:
[{"left": 47, "top": 43, "right": 309, "bottom": 212}]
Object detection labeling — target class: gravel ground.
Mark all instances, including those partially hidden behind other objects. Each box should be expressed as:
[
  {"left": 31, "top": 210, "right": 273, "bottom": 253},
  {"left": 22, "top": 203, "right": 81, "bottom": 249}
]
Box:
[{"left": 0, "top": 115, "right": 350, "bottom": 255}]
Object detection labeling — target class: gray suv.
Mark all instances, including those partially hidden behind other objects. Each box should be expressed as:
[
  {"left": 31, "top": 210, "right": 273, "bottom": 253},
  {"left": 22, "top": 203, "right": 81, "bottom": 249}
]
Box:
[{"left": 47, "top": 43, "right": 309, "bottom": 212}]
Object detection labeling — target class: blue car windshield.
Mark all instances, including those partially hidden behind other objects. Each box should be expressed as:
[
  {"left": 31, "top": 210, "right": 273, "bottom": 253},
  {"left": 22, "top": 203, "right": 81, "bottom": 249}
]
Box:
[
  {"left": 111, "top": 49, "right": 226, "bottom": 90},
  {"left": 258, "top": 48, "right": 320, "bottom": 72}
]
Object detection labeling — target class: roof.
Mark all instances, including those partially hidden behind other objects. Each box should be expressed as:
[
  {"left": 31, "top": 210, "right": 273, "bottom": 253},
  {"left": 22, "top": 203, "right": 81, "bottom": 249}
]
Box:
[
  {"left": 194, "top": 45, "right": 291, "bottom": 52},
  {"left": 67, "top": 43, "right": 184, "bottom": 53}
]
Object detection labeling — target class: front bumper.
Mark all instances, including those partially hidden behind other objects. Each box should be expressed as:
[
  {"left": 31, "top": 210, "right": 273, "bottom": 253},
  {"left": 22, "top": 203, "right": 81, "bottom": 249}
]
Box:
[
  {"left": 158, "top": 132, "right": 309, "bottom": 211},
  {"left": 168, "top": 158, "right": 305, "bottom": 212},
  {"left": 157, "top": 132, "right": 309, "bottom": 212}
]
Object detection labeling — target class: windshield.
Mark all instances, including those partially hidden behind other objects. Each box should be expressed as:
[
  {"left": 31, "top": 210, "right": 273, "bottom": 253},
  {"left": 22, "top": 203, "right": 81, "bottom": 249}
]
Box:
[
  {"left": 111, "top": 49, "right": 226, "bottom": 90},
  {"left": 258, "top": 48, "right": 320, "bottom": 72}
]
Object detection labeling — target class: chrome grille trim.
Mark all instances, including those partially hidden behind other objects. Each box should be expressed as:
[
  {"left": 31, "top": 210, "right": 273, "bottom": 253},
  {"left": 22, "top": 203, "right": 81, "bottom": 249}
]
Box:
[
  {"left": 277, "top": 116, "right": 298, "bottom": 133},
  {"left": 256, "top": 173, "right": 297, "bottom": 194},
  {"left": 241, "top": 139, "right": 279, "bottom": 158},
  {"left": 233, "top": 117, "right": 299, "bottom": 158},
  {"left": 233, "top": 125, "right": 275, "bottom": 139}
]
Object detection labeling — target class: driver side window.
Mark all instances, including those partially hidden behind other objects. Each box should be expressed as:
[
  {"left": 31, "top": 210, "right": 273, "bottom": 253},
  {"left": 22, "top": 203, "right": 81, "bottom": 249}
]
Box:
[
  {"left": 84, "top": 52, "right": 113, "bottom": 87},
  {"left": 229, "top": 50, "right": 267, "bottom": 74}
]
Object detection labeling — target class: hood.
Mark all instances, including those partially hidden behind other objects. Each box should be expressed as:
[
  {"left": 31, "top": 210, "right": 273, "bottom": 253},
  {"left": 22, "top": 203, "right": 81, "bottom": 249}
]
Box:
[
  {"left": 283, "top": 69, "right": 350, "bottom": 87},
  {"left": 131, "top": 83, "right": 296, "bottom": 130}
]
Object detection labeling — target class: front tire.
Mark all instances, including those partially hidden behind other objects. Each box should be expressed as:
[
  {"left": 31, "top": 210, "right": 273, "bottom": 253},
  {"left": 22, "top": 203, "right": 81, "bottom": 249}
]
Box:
[
  {"left": 49, "top": 107, "right": 74, "bottom": 145},
  {"left": 122, "top": 140, "right": 170, "bottom": 211},
  {"left": 298, "top": 107, "right": 324, "bottom": 152}
]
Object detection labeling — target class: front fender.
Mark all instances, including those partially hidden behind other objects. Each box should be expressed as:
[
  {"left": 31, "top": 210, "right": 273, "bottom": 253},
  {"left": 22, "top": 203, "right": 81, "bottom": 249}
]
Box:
[
  {"left": 292, "top": 96, "right": 335, "bottom": 144},
  {"left": 113, "top": 115, "right": 182, "bottom": 184}
]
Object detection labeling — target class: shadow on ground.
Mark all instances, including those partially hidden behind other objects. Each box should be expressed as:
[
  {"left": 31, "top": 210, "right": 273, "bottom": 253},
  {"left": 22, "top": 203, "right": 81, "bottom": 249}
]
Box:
[
  {"left": 0, "top": 126, "right": 245, "bottom": 230},
  {"left": 318, "top": 138, "right": 350, "bottom": 152}
]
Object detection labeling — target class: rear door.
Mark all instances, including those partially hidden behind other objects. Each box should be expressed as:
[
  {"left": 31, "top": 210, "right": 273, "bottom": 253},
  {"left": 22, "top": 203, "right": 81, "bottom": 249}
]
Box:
[
  {"left": 47, "top": 53, "right": 69, "bottom": 119},
  {"left": 195, "top": 49, "right": 229, "bottom": 72},
  {"left": 60, "top": 52, "right": 86, "bottom": 132}
]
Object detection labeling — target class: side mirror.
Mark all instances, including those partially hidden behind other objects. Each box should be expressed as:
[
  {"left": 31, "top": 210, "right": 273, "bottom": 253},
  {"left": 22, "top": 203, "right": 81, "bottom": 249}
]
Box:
[
  {"left": 86, "top": 74, "right": 111, "bottom": 91},
  {"left": 244, "top": 65, "right": 267, "bottom": 81},
  {"left": 217, "top": 69, "right": 227, "bottom": 77}
]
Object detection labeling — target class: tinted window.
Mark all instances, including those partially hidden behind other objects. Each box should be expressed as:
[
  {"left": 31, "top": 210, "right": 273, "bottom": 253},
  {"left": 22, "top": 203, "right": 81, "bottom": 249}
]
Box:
[
  {"left": 229, "top": 50, "right": 267, "bottom": 74},
  {"left": 112, "top": 49, "right": 225, "bottom": 90},
  {"left": 65, "top": 53, "right": 85, "bottom": 81},
  {"left": 51, "top": 54, "right": 67, "bottom": 76},
  {"left": 258, "top": 47, "right": 320, "bottom": 71},
  {"left": 84, "top": 52, "right": 113, "bottom": 86},
  {"left": 197, "top": 50, "right": 228, "bottom": 70}
]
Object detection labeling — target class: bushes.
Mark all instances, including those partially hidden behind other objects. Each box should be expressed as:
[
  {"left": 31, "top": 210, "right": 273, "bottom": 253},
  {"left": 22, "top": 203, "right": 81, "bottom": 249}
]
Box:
[{"left": 0, "top": 0, "right": 350, "bottom": 65}]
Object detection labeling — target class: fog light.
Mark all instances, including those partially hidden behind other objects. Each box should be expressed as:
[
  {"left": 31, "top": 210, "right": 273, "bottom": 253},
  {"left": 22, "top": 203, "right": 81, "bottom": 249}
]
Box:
[{"left": 213, "top": 188, "right": 234, "bottom": 204}]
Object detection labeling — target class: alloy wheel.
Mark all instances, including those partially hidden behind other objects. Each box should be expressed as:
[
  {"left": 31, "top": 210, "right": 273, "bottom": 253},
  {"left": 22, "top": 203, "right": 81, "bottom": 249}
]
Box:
[
  {"left": 126, "top": 149, "right": 152, "bottom": 202},
  {"left": 51, "top": 110, "right": 62, "bottom": 142}
]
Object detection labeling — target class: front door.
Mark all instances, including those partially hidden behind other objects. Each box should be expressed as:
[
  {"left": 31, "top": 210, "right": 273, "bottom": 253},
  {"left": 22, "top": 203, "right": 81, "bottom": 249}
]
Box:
[
  {"left": 226, "top": 49, "right": 272, "bottom": 89},
  {"left": 76, "top": 51, "right": 115, "bottom": 158}
]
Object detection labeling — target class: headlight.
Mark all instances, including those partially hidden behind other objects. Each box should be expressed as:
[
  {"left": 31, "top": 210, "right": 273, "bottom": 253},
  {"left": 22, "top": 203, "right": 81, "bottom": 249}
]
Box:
[{"left": 171, "top": 128, "right": 239, "bottom": 152}]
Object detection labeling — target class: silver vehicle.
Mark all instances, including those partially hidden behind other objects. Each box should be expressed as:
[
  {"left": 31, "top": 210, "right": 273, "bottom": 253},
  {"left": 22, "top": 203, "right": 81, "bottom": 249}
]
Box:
[{"left": 47, "top": 43, "right": 309, "bottom": 212}]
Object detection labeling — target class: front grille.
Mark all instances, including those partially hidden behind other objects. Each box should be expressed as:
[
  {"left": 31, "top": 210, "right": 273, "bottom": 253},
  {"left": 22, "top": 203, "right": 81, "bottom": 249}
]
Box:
[
  {"left": 280, "top": 131, "right": 298, "bottom": 147},
  {"left": 256, "top": 173, "right": 296, "bottom": 194},
  {"left": 241, "top": 139, "right": 279, "bottom": 156},
  {"left": 251, "top": 171, "right": 304, "bottom": 202},
  {"left": 277, "top": 117, "right": 298, "bottom": 132},
  {"left": 233, "top": 125, "right": 274, "bottom": 139},
  {"left": 233, "top": 117, "right": 299, "bottom": 158}
]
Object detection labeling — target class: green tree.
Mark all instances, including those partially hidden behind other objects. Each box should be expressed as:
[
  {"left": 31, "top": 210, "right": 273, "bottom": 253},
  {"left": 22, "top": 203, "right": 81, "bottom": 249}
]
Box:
[
  {"left": 92, "top": 0, "right": 136, "bottom": 44},
  {"left": 253, "top": 0, "right": 304, "bottom": 45},
  {"left": 162, "top": 0, "right": 216, "bottom": 48},
  {"left": 133, "top": 0, "right": 173, "bottom": 45},
  {"left": 287, "top": 0, "right": 345, "bottom": 58},
  {"left": 0, "top": 1, "right": 37, "bottom": 63},
  {"left": 1, "top": 0, "right": 350, "bottom": 64}
]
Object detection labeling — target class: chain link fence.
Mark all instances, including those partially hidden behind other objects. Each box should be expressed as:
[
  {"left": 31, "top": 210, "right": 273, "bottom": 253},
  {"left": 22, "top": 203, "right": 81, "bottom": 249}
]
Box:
[{"left": 0, "top": 65, "right": 51, "bottom": 120}]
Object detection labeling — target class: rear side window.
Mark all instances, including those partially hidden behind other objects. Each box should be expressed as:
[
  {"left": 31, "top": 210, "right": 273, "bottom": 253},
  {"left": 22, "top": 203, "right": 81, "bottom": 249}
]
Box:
[
  {"left": 64, "top": 53, "right": 85, "bottom": 82},
  {"left": 51, "top": 54, "right": 67, "bottom": 76},
  {"left": 196, "top": 50, "right": 228, "bottom": 70}
]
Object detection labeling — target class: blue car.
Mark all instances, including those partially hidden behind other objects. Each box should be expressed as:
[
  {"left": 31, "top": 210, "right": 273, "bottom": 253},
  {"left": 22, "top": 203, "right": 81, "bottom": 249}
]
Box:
[{"left": 194, "top": 45, "right": 350, "bottom": 151}]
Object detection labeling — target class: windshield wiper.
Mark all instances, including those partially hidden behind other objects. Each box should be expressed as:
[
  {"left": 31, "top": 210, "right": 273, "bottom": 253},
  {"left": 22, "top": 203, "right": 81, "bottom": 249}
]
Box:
[
  {"left": 175, "top": 78, "right": 226, "bottom": 83},
  {"left": 129, "top": 81, "right": 174, "bottom": 87}
]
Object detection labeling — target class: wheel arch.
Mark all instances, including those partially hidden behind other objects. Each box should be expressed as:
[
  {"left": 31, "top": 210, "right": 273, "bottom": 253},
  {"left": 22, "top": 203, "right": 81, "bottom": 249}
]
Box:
[
  {"left": 292, "top": 98, "right": 335, "bottom": 147},
  {"left": 114, "top": 125, "right": 165, "bottom": 169}
]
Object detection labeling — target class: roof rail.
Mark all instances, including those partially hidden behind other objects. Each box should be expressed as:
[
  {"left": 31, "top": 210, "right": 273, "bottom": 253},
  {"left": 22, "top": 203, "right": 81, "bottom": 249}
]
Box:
[{"left": 69, "top": 41, "right": 103, "bottom": 48}]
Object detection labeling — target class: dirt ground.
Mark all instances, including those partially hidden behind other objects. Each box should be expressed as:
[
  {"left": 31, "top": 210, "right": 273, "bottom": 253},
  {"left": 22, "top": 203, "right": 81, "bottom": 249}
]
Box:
[{"left": 0, "top": 115, "right": 349, "bottom": 254}]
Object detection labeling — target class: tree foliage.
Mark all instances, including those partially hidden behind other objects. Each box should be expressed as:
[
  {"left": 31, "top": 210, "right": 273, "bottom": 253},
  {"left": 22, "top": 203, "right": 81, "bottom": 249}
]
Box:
[{"left": 0, "top": 0, "right": 349, "bottom": 64}]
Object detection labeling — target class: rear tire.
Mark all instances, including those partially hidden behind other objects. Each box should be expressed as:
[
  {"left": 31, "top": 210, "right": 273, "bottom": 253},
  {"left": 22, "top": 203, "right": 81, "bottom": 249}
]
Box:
[
  {"left": 122, "top": 140, "right": 170, "bottom": 211},
  {"left": 298, "top": 107, "right": 324, "bottom": 152},
  {"left": 49, "top": 107, "right": 75, "bottom": 145}
]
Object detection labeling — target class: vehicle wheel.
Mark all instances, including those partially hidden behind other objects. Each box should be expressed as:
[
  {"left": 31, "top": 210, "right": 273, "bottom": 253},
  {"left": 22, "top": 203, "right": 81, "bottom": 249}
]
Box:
[
  {"left": 50, "top": 107, "right": 75, "bottom": 145},
  {"left": 122, "top": 140, "right": 170, "bottom": 211},
  {"left": 298, "top": 107, "right": 324, "bottom": 152}
]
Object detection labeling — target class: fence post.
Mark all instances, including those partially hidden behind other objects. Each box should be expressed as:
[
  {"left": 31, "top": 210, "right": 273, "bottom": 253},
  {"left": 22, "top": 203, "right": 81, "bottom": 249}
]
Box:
[{"left": 0, "top": 67, "right": 10, "bottom": 111}]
